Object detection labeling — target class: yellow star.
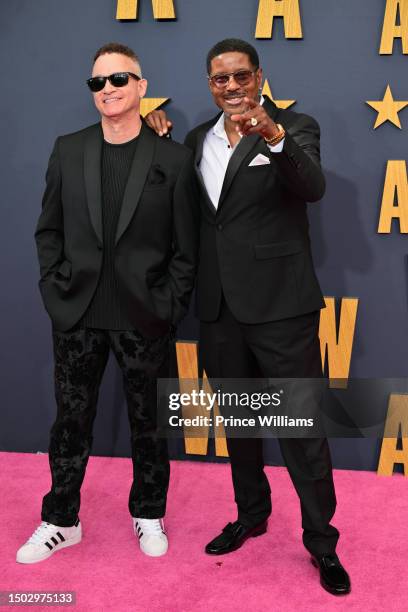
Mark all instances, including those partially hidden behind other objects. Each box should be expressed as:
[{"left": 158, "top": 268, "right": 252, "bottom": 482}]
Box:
[
  {"left": 140, "top": 97, "right": 169, "bottom": 118},
  {"left": 262, "top": 79, "right": 296, "bottom": 110},
  {"left": 366, "top": 85, "right": 408, "bottom": 129}
]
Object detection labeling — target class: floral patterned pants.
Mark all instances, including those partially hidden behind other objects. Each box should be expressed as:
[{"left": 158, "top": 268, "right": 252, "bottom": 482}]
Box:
[{"left": 41, "top": 327, "right": 171, "bottom": 527}]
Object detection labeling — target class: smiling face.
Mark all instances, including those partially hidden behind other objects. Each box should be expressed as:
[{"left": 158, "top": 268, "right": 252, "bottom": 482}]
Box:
[
  {"left": 208, "top": 51, "right": 262, "bottom": 116},
  {"left": 91, "top": 52, "right": 147, "bottom": 120}
]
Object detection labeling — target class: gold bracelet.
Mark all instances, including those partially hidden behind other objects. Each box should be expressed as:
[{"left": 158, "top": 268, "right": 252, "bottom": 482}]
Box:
[{"left": 264, "top": 124, "right": 285, "bottom": 146}]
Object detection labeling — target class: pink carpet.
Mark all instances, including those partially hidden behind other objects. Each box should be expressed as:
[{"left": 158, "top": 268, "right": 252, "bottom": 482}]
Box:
[{"left": 1, "top": 452, "right": 407, "bottom": 612}]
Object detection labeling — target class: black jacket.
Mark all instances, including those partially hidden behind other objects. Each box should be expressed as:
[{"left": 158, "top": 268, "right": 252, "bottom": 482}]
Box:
[
  {"left": 35, "top": 122, "right": 198, "bottom": 337},
  {"left": 184, "top": 96, "right": 325, "bottom": 324}
]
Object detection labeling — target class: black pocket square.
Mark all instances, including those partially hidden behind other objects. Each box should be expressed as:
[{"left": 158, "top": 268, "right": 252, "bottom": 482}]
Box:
[{"left": 147, "top": 164, "right": 167, "bottom": 186}]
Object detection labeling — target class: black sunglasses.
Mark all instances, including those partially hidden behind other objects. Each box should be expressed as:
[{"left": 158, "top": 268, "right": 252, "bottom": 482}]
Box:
[
  {"left": 86, "top": 71, "right": 141, "bottom": 92},
  {"left": 208, "top": 69, "right": 257, "bottom": 89}
]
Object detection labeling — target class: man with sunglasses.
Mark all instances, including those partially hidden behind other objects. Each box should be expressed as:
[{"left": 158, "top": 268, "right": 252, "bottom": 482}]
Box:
[
  {"left": 17, "top": 42, "right": 197, "bottom": 563},
  {"left": 146, "top": 38, "right": 350, "bottom": 595}
]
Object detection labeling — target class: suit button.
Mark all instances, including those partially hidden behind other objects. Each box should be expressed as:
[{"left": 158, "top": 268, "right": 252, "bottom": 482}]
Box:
[
  {"left": 97, "top": 244, "right": 103, "bottom": 251},
  {"left": 217, "top": 224, "right": 223, "bottom": 231}
]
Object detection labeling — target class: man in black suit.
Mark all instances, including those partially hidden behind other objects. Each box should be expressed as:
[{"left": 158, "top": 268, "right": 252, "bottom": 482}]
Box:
[
  {"left": 16, "top": 42, "right": 197, "bottom": 564},
  {"left": 146, "top": 38, "right": 350, "bottom": 595}
]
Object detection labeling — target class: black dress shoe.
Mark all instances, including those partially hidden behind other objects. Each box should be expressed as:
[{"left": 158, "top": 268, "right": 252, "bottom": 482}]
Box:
[
  {"left": 205, "top": 520, "right": 267, "bottom": 555},
  {"left": 311, "top": 553, "right": 351, "bottom": 595}
]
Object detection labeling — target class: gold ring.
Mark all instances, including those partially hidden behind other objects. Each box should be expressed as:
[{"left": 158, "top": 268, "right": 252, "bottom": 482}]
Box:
[{"left": 250, "top": 117, "right": 258, "bottom": 127}]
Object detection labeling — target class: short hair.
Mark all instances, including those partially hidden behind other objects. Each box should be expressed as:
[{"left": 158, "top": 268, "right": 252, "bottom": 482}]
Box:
[
  {"left": 93, "top": 42, "right": 142, "bottom": 75},
  {"left": 206, "top": 38, "right": 260, "bottom": 74}
]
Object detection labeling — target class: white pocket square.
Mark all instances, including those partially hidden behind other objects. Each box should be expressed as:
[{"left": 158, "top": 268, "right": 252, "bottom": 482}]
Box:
[{"left": 248, "top": 153, "right": 270, "bottom": 166}]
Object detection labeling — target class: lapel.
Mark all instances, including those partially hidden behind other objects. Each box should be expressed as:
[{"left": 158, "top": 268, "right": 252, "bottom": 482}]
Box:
[
  {"left": 84, "top": 123, "right": 103, "bottom": 245},
  {"left": 115, "top": 122, "right": 155, "bottom": 245},
  {"left": 217, "top": 133, "right": 259, "bottom": 210},
  {"left": 217, "top": 96, "right": 281, "bottom": 211},
  {"left": 83, "top": 122, "right": 155, "bottom": 246}
]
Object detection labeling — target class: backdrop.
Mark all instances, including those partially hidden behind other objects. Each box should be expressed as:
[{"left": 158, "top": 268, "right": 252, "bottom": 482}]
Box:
[{"left": 1, "top": 0, "right": 407, "bottom": 470}]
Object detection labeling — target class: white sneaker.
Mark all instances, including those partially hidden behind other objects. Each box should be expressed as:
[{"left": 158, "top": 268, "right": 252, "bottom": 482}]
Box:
[
  {"left": 16, "top": 520, "right": 82, "bottom": 564},
  {"left": 133, "top": 517, "right": 168, "bottom": 557}
]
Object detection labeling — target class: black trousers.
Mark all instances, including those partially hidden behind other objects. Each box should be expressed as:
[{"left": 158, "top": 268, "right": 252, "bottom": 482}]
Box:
[
  {"left": 199, "top": 299, "right": 339, "bottom": 556},
  {"left": 41, "top": 327, "right": 172, "bottom": 527}
]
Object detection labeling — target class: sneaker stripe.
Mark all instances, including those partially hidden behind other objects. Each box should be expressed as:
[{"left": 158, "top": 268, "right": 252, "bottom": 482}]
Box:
[
  {"left": 45, "top": 542, "right": 53, "bottom": 551},
  {"left": 51, "top": 537, "right": 59, "bottom": 545},
  {"left": 56, "top": 531, "right": 65, "bottom": 542}
]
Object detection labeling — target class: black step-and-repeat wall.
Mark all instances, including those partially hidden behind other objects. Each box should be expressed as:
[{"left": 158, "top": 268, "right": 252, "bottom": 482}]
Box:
[{"left": 1, "top": 0, "right": 407, "bottom": 471}]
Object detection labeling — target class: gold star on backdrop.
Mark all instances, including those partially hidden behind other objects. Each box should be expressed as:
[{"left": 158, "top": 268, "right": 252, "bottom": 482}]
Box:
[
  {"left": 262, "top": 79, "right": 296, "bottom": 109},
  {"left": 366, "top": 85, "right": 408, "bottom": 129},
  {"left": 140, "top": 97, "right": 169, "bottom": 118}
]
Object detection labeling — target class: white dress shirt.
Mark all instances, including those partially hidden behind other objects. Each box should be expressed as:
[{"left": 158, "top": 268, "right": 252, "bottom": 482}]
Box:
[{"left": 199, "top": 96, "right": 284, "bottom": 209}]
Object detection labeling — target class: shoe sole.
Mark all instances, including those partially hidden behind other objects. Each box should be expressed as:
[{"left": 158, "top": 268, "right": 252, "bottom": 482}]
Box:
[
  {"left": 140, "top": 544, "right": 168, "bottom": 558},
  {"left": 310, "top": 557, "right": 351, "bottom": 595},
  {"left": 205, "top": 523, "right": 267, "bottom": 555},
  {"left": 16, "top": 533, "right": 82, "bottom": 564}
]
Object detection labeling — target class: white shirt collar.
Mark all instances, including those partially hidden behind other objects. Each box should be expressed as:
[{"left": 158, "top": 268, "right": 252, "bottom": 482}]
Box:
[{"left": 212, "top": 112, "right": 227, "bottom": 139}]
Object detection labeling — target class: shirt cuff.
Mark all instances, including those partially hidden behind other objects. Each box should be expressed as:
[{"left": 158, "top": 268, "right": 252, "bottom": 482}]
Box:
[{"left": 266, "top": 138, "right": 285, "bottom": 153}]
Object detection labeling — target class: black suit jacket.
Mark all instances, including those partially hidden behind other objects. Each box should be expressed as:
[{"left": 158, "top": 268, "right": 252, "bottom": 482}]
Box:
[
  {"left": 35, "top": 122, "right": 198, "bottom": 337},
  {"left": 184, "top": 96, "right": 326, "bottom": 324}
]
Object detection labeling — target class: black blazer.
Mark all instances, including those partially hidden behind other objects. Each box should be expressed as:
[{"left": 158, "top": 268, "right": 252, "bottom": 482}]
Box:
[
  {"left": 184, "top": 96, "right": 326, "bottom": 324},
  {"left": 35, "top": 122, "right": 198, "bottom": 337}
]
